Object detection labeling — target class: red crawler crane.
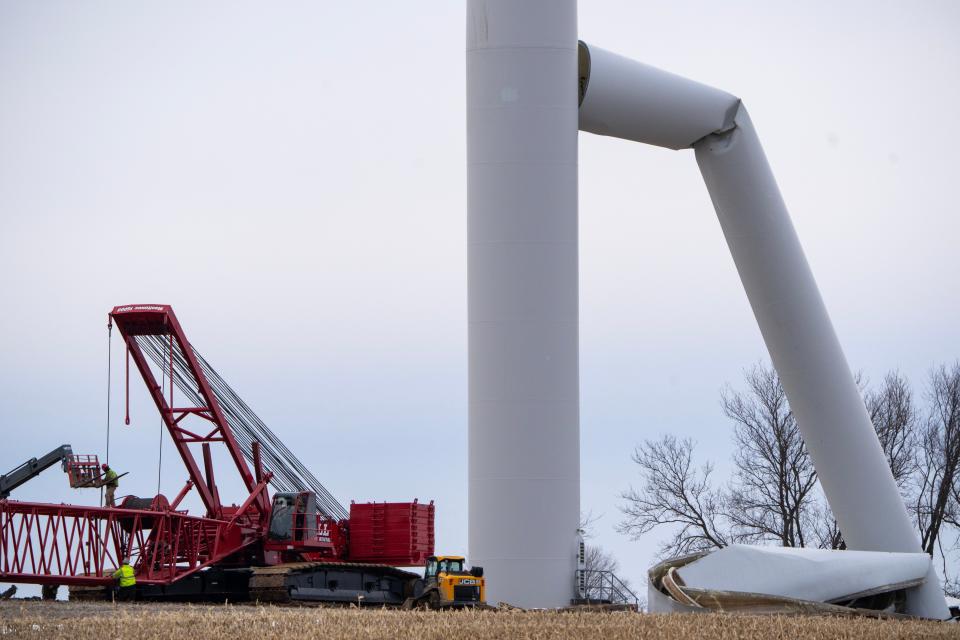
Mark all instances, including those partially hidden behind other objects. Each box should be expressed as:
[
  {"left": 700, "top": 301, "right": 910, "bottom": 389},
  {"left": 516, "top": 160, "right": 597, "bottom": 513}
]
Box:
[{"left": 0, "top": 305, "right": 434, "bottom": 603}]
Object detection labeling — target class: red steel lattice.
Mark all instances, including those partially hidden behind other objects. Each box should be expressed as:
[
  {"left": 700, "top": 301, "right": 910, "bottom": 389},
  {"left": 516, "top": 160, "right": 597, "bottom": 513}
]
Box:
[{"left": 0, "top": 500, "right": 259, "bottom": 586}]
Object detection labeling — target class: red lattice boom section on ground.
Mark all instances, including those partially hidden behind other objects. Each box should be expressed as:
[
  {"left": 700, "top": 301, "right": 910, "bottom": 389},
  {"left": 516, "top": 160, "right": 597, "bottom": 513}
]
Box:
[{"left": 0, "top": 500, "right": 257, "bottom": 586}]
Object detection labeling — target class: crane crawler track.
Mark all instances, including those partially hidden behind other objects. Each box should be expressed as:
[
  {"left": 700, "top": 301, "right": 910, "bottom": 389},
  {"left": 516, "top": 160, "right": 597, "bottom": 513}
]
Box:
[{"left": 249, "top": 562, "right": 419, "bottom": 606}]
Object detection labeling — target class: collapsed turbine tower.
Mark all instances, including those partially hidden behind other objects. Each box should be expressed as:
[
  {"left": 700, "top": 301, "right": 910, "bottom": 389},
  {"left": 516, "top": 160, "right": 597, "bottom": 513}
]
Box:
[{"left": 466, "top": 0, "right": 948, "bottom": 618}]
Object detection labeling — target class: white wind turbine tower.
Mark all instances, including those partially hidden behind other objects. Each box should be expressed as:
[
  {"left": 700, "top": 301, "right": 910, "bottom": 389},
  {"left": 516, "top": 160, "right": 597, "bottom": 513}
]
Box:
[{"left": 466, "top": 0, "right": 948, "bottom": 619}]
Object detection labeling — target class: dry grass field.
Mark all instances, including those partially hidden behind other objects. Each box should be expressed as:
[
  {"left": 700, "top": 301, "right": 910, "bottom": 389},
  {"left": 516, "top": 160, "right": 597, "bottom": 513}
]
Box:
[{"left": 1, "top": 601, "right": 958, "bottom": 639}]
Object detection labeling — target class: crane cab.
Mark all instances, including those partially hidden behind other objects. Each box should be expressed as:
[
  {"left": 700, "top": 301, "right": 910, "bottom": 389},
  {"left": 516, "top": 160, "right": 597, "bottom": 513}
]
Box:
[
  {"left": 264, "top": 491, "right": 348, "bottom": 561},
  {"left": 268, "top": 492, "right": 318, "bottom": 542}
]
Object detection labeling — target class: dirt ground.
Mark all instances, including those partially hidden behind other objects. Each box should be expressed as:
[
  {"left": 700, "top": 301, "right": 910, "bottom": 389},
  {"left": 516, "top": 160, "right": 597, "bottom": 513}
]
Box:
[{"left": 1, "top": 600, "right": 958, "bottom": 640}]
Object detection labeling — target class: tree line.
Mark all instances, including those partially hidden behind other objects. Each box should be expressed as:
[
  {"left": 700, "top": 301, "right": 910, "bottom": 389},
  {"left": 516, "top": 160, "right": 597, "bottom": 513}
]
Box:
[{"left": 617, "top": 362, "right": 960, "bottom": 593}]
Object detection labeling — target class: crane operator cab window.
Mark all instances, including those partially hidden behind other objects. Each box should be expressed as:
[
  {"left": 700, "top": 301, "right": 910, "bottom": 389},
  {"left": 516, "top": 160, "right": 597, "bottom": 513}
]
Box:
[
  {"left": 268, "top": 494, "right": 295, "bottom": 541},
  {"left": 269, "top": 492, "right": 319, "bottom": 542}
]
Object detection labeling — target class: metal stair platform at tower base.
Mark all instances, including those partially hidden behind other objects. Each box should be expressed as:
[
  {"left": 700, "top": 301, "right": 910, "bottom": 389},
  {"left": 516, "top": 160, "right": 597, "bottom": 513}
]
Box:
[{"left": 575, "top": 569, "right": 640, "bottom": 610}]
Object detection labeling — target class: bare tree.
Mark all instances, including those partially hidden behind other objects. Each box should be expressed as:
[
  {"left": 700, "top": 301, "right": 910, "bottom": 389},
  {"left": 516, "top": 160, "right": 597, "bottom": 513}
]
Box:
[
  {"left": 812, "top": 503, "right": 845, "bottom": 550},
  {"left": 619, "top": 360, "right": 960, "bottom": 589},
  {"left": 722, "top": 364, "right": 819, "bottom": 548},
  {"left": 914, "top": 363, "right": 960, "bottom": 555},
  {"left": 579, "top": 512, "right": 626, "bottom": 579},
  {"left": 579, "top": 511, "right": 600, "bottom": 538},
  {"left": 583, "top": 544, "right": 623, "bottom": 582},
  {"left": 866, "top": 371, "right": 919, "bottom": 488},
  {"left": 617, "top": 435, "right": 728, "bottom": 557}
]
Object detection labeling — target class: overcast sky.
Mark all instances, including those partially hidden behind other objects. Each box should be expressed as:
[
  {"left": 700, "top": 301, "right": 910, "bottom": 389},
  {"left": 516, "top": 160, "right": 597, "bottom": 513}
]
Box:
[{"left": 1, "top": 1, "right": 958, "bottom": 597}]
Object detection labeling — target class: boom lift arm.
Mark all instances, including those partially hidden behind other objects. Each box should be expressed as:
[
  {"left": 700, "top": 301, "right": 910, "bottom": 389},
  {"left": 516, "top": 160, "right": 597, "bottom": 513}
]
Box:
[{"left": 0, "top": 445, "right": 73, "bottom": 499}]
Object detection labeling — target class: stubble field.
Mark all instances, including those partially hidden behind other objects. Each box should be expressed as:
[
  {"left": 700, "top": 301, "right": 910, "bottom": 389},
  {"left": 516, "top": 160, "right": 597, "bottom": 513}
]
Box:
[{"left": 1, "top": 601, "right": 958, "bottom": 639}]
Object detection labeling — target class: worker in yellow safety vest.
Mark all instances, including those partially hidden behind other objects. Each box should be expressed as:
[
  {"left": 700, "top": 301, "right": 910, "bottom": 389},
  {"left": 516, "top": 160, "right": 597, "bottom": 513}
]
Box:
[
  {"left": 112, "top": 556, "right": 136, "bottom": 601},
  {"left": 100, "top": 464, "right": 120, "bottom": 507}
]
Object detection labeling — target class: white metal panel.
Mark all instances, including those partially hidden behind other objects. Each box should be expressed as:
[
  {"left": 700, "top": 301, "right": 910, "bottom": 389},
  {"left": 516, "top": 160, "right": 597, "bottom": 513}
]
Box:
[
  {"left": 677, "top": 545, "right": 932, "bottom": 603},
  {"left": 467, "top": 0, "right": 580, "bottom": 608},
  {"left": 693, "top": 104, "right": 948, "bottom": 619},
  {"left": 578, "top": 42, "right": 739, "bottom": 149}
]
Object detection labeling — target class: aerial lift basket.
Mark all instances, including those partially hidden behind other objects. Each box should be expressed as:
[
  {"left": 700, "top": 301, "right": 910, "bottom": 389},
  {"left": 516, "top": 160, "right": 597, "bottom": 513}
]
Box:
[{"left": 65, "top": 454, "right": 101, "bottom": 489}]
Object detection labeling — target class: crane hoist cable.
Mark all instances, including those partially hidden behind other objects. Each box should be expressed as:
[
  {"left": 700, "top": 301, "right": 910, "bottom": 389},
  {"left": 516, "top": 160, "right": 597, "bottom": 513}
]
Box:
[
  {"left": 155, "top": 335, "right": 170, "bottom": 500},
  {"left": 104, "top": 318, "right": 113, "bottom": 507},
  {"left": 134, "top": 334, "right": 348, "bottom": 521}
]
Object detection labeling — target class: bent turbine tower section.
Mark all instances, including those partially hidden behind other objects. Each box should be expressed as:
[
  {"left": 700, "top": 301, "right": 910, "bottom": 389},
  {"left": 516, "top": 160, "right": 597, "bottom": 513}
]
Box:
[{"left": 577, "top": 41, "right": 947, "bottom": 619}]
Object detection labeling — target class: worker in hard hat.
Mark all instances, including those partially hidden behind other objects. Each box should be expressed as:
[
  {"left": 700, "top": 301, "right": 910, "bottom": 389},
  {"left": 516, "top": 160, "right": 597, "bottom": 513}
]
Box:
[
  {"left": 100, "top": 463, "right": 120, "bottom": 507},
  {"left": 112, "top": 556, "right": 136, "bottom": 601}
]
